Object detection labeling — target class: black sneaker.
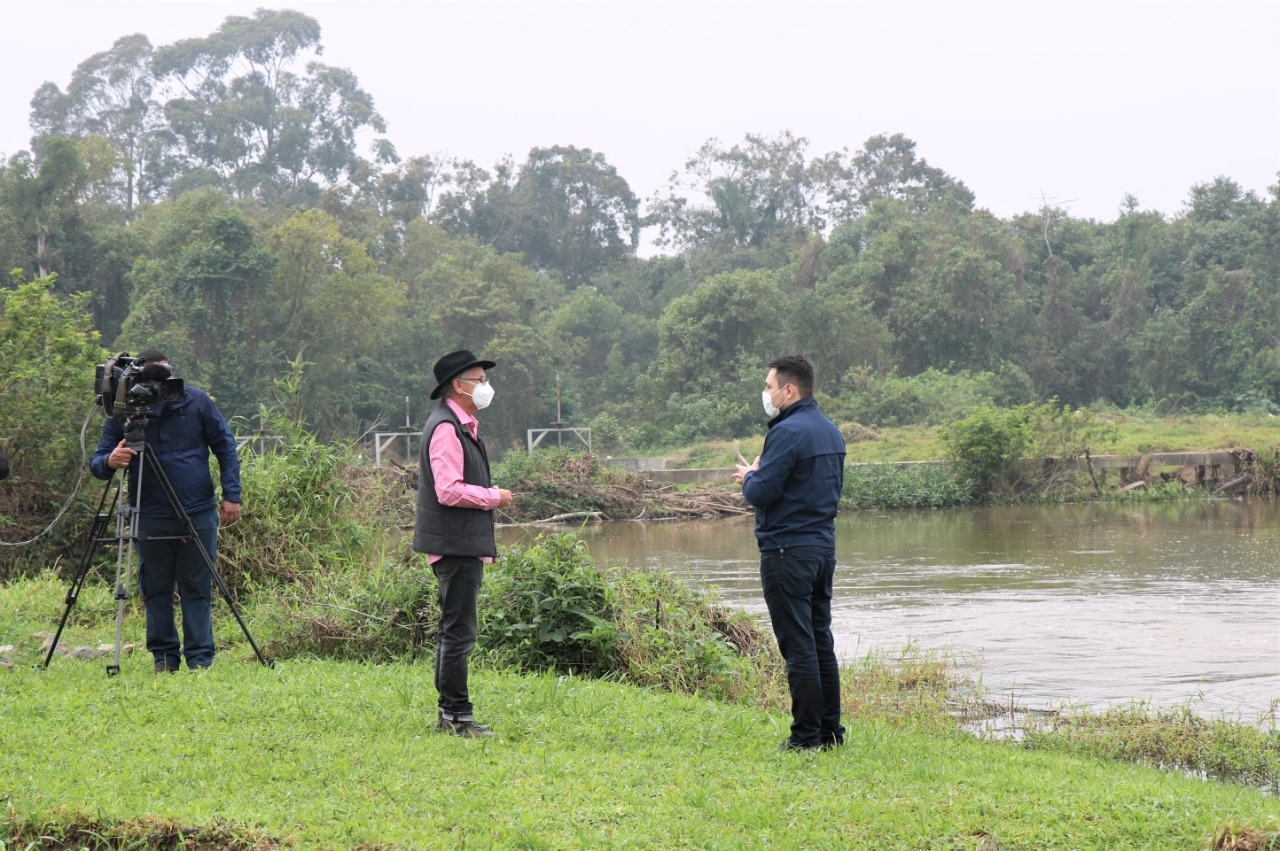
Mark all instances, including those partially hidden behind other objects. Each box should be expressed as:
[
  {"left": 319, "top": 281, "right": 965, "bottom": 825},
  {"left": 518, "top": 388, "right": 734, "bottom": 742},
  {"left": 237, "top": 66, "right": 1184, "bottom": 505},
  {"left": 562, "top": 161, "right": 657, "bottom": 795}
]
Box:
[
  {"left": 154, "top": 662, "right": 179, "bottom": 674},
  {"left": 437, "top": 714, "right": 493, "bottom": 738}
]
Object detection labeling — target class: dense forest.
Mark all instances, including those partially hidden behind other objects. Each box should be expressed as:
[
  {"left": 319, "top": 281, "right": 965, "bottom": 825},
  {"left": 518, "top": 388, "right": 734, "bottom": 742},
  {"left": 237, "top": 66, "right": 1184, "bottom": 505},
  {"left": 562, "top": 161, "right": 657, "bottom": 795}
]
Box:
[{"left": 3, "top": 8, "right": 1279, "bottom": 456}]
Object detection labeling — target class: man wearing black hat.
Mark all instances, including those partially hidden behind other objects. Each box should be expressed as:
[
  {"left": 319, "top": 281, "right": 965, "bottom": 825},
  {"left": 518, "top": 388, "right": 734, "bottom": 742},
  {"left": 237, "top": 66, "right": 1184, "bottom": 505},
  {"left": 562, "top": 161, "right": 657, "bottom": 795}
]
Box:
[{"left": 413, "top": 349, "right": 513, "bottom": 738}]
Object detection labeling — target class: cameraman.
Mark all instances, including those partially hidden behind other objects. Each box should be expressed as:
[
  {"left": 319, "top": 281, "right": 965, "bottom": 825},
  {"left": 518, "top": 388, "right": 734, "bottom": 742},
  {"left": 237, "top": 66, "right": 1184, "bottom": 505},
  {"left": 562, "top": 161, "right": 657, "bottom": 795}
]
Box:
[{"left": 90, "top": 349, "right": 241, "bottom": 673}]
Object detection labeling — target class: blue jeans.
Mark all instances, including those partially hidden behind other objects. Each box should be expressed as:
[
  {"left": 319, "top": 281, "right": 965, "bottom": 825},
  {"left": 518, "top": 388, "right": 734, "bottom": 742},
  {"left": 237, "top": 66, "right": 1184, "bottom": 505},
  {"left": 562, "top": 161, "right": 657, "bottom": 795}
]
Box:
[
  {"left": 432, "top": 556, "right": 484, "bottom": 720},
  {"left": 760, "top": 546, "right": 844, "bottom": 747},
  {"left": 137, "top": 507, "right": 218, "bottom": 669}
]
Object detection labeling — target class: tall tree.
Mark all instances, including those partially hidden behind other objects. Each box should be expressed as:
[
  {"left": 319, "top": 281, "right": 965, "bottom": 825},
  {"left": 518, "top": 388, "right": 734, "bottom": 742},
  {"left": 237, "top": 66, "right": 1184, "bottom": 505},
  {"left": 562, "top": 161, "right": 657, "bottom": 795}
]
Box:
[
  {"left": 0, "top": 139, "right": 89, "bottom": 279},
  {"left": 263, "top": 208, "right": 406, "bottom": 432},
  {"left": 118, "top": 189, "right": 276, "bottom": 417},
  {"left": 151, "top": 9, "right": 392, "bottom": 202},
  {"left": 548, "top": 288, "right": 657, "bottom": 411},
  {"left": 28, "top": 34, "right": 171, "bottom": 217},
  {"left": 650, "top": 132, "right": 845, "bottom": 251},
  {"left": 650, "top": 269, "right": 786, "bottom": 390},
  {"left": 428, "top": 147, "right": 639, "bottom": 285},
  {"left": 501, "top": 146, "right": 639, "bottom": 284},
  {"left": 838, "top": 133, "right": 974, "bottom": 217},
  {"left": 415, "top": 237, "right": 565, "bottom": 447}
]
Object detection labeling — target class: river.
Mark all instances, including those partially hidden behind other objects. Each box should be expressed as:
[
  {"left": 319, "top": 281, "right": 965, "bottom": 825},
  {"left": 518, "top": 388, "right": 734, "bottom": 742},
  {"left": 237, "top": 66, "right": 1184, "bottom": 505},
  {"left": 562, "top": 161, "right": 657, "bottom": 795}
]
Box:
[{"left": 501, "top": 500, "right": 1280, "bottom": 721}]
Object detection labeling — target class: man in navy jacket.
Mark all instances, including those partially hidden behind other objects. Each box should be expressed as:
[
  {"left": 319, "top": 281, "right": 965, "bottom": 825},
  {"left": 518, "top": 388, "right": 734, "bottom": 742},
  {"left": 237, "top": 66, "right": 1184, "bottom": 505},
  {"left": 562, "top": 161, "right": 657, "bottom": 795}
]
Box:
[
  {"left": 734, "top": 354, "right": 846, "bottom": 750},
  {"left": 90, "top": 349, "right": 241, "bottom": 672}
]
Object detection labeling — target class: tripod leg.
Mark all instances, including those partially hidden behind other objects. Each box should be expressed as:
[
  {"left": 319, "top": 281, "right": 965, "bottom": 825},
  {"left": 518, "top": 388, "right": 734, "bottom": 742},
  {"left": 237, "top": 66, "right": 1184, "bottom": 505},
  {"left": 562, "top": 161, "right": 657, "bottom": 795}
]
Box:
[
  {"left": 41, "top": 476, "right": 119, "bottom": 670},
  {"left": 108, "top": 493, "right": 135, "bottom": 677},
  {"left": 143, "top": 448, "right": 273, "bottom": 668}
]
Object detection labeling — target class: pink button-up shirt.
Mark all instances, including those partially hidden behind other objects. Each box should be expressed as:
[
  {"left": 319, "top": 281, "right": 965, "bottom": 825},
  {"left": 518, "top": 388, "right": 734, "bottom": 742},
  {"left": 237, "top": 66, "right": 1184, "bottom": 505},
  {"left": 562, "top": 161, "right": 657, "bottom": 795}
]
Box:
[{"left": 426, "top": 398, "right": 500, "bottom": 564}]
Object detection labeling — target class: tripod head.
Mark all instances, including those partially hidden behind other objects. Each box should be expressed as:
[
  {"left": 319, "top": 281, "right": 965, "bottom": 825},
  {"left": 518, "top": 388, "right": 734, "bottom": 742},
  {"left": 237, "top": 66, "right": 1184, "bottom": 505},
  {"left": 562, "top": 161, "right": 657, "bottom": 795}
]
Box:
[{"left": 117, "top": 405, "right": 153, "bottom": 453}]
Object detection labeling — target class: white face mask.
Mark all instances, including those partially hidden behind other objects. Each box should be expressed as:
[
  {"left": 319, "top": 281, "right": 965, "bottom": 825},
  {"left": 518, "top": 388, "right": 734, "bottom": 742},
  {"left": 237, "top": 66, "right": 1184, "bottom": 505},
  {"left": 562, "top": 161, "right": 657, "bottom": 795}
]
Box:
[
  {"left": 762, "top": 388, "right": 781, "bottom": 418},
  {"left": 469, "top": 381, "right": 495, "bottom": 410}
]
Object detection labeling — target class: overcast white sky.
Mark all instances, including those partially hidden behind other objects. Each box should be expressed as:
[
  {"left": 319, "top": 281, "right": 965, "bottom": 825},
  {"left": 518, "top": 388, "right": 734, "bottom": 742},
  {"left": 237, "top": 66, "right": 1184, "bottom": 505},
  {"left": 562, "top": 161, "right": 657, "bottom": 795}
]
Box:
[{"left": 3, "top": 0, "right": 1277, "bottom": 227}]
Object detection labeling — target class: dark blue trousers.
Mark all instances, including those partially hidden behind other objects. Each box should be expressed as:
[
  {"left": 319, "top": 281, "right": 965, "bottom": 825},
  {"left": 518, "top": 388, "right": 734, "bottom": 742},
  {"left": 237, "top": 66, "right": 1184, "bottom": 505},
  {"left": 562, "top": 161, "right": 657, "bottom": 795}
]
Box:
[
  {"left": 137, "top": 507, "right": 218, "bottom": 669},
  {"left": 760, "top": 546, "right": 844, "bottom": 747}
]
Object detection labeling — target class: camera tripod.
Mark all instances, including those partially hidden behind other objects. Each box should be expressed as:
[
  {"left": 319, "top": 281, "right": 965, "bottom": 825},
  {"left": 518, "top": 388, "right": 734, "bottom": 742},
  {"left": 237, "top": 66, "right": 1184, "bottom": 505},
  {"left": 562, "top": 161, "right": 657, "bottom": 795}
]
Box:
[{"left": 42, "top": 410, "right": 271, "bottom": 674}]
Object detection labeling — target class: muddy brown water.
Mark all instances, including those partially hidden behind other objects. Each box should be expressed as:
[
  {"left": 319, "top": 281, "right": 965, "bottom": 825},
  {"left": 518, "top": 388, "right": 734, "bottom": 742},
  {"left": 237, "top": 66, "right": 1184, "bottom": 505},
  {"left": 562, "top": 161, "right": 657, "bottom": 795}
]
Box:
[{"left": 500, "top": 500, "right": 1280, "bottom": 720}]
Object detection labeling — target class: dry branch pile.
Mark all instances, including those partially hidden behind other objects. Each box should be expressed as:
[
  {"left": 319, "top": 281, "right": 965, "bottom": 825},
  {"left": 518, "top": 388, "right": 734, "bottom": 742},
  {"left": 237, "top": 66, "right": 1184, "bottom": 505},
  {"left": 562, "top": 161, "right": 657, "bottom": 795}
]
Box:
[
  {"left": 499, "top": 454, "right": 751, "bottom": 524},
  {"left": 387, "top": 453, "right": 751, "bottom": 525}
]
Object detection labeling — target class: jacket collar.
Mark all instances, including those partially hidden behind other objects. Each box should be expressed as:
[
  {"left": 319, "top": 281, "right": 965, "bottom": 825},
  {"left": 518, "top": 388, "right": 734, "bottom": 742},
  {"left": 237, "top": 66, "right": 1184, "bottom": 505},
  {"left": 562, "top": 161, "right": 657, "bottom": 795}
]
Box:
[{"left": 768, "top": 394, "right": 817, "bottom": 428}]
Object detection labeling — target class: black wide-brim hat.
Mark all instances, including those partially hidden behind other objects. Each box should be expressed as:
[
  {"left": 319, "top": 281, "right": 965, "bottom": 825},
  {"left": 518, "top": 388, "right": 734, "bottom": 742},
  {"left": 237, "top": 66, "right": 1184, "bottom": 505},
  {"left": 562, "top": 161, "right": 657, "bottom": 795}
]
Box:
[{"left": 430, "top": 349, "right": 496, "bottom": 399}]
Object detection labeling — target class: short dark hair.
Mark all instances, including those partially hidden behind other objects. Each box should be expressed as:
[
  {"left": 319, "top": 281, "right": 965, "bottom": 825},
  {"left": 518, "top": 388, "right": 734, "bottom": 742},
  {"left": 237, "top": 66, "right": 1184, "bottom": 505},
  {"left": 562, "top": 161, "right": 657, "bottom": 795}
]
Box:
[
  {"left": 769, "top": 354, "right": 814, "bottom": 397},
  {"left": 136, "top": 348, "right": 168, "bottom": 364}
]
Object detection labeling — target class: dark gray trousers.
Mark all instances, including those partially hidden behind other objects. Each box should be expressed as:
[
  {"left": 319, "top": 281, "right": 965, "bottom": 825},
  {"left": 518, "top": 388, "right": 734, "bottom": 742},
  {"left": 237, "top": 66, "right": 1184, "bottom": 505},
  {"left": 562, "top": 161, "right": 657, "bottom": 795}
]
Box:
[{"left": 432, "top": 555, "right": 484, "bottom": 720}]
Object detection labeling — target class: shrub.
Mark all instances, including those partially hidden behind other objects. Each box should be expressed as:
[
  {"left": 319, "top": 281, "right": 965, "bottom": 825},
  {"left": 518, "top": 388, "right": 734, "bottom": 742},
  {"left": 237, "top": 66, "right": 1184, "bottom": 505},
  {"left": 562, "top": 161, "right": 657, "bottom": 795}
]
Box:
[
  {"left": 609, "top": 564, "right": 784, "bottom": 706},
  {"left": 941, "top": 400, "right": 1116, "bottom": 500},
  {"left": 0, "top": 276, "right": 108, "bottom": 580},
  {"left": 250, "top": 543, "right": 436, "bottom": 662},
  {"left": 941, "top": 404, "right": 1036, "bottom": 498},
  {"left": 252, "top": 530, "right": 785, "bottom": 707},
  {"left": 478, "top": 533, "right": 621, "bottom": 676}
]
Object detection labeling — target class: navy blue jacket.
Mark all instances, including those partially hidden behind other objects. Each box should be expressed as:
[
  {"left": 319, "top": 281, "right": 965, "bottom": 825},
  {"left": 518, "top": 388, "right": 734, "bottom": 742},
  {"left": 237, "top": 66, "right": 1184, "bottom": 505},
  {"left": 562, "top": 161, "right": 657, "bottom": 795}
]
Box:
[
  {"left": 90, "top": 387, "right": 240, "bottom": 521},
  {"left": 741, "top": 396, "right": 846, "bottom": 551}
]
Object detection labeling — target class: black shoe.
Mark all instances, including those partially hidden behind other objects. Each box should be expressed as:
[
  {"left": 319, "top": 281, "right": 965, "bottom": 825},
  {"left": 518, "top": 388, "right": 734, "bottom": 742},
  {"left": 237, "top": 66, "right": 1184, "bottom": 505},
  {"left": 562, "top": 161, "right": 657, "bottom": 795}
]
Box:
[
  {"left": 779, "top": 738, "right": 821, "bottom": 752},
  {"left": 820, "top": 734, "right": 844, "bottom": 750},
  {"left": 154, "top": 662, "right": 179, "bottom": 674},
  {"left": 437, "top": 714, "right": 493, "bottom": 738}
]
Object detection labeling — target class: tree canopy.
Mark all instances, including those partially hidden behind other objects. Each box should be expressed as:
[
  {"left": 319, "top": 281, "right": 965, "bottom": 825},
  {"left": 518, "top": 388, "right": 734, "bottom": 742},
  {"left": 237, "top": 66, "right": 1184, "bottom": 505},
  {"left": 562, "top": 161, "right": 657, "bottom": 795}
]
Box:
[{"left": 6, "top": 11, "right": 1280, "bottom": 453}]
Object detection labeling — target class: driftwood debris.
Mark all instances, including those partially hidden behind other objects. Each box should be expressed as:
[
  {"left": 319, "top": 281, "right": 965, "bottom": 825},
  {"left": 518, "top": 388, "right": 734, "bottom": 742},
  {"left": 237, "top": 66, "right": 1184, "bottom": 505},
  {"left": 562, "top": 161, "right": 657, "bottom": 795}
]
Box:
[
  {"left": 1213, "top": 473, "right": 1252, "bottom": 495},
  {"left": 534, "top": 511, "right": 607, "bottom": 525}
]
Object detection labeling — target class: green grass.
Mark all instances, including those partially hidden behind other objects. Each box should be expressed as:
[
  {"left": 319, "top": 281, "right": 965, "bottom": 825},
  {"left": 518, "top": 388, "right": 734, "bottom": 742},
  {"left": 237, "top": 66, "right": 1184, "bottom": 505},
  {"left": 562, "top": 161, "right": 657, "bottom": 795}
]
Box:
[
  {"left": 5, "top": 541, "right": 1280, "bottom": 849},
  {"left": 4, "top": 576, "right": 1279, "bottom": 850},
  {"left": 3, "top": 657, "right": 1279, "bottom": 850}
]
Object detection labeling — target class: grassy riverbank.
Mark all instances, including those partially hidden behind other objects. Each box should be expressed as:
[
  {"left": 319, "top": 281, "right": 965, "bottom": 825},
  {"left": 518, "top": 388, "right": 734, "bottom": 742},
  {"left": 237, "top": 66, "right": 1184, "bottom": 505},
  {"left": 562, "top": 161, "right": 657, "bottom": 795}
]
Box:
[
  {"left": 659, "top": 410, "right": 1280, "bottom": 468},
  {"left": 4, "top": 657, "right": 1279, "bottom": 850}
]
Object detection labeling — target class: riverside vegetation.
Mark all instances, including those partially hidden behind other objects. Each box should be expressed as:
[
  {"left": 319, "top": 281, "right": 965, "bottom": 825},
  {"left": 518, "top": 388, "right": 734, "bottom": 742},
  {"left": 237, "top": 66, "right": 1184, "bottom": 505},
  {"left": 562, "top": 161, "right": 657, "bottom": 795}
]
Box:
[{"left": 3, "top": 416, "right": 1280, "bottom": 849}]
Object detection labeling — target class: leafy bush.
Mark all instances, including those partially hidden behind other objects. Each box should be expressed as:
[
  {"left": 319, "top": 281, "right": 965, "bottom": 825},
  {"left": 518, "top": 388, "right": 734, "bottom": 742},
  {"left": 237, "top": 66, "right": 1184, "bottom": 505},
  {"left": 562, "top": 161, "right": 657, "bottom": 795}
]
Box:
[
  {"left": 478, "top": 532, "right": 782, "bottom": 705},
  {"left": 941, "top": 400, "right": 1116, "bottom": 500},
  {"left": 609, "top": 563, "right": 783, "bottom": 706},
  {"left": 250, "top": 545, "right": 436, "bottom": 662},
  {"left": 0, "top": 276, "right": 108, "bottom": 580},
  {"left": 478, "top": 533, "right": 620, "bottom": 675},
  {"left": 941, "top": 404, "right": 1037, "bottom": 497},
  {"left": 254, "top": 530, "right": 784, "bottom": 707}
]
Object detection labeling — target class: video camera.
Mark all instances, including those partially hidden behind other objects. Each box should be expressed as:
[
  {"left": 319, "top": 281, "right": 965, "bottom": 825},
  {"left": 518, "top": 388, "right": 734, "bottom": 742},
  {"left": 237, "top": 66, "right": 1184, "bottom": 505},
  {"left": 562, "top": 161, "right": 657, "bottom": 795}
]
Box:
[{"left": 95, "top": 352, "right": 184, "bottom": 419}]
